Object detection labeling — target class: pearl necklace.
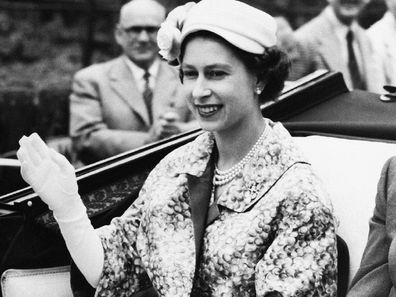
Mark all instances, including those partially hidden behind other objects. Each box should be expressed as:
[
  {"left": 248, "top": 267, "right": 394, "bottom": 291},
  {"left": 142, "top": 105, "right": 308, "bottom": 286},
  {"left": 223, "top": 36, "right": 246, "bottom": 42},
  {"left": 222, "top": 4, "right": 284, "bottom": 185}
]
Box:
[{"left": 213, "top": 127, "right": 268, "bottom": 186}]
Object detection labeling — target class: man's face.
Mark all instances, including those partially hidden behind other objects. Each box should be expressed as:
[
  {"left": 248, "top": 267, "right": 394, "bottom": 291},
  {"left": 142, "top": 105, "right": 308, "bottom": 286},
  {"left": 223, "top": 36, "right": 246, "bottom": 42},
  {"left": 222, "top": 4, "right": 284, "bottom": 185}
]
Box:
[
  {"left": 115, "top": 0, "right": 165, "bottom": 69},
  {"left": 327, "top": 0, "right": 369, "bottom": 24}
]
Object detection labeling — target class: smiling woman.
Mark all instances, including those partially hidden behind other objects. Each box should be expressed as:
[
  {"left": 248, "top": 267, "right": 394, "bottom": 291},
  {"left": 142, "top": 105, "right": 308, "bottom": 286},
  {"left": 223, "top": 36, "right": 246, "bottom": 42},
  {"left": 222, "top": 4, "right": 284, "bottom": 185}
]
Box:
[
  {"left": 179, "top": 31, "right": 289, "bottom": 137},
  {"left": 15, "top": 0, "right": 338, "bottom": 296},
  {"left": 181, "top": 33, "right": 262, "bottom": 134}
]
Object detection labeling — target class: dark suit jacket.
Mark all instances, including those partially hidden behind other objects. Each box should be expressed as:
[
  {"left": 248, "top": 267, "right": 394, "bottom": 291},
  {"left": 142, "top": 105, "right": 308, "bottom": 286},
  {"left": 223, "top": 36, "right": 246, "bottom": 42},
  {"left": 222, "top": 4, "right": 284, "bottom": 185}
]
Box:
[
  {"left": 70, "top": 55, "right": 192, "bottom": 164},
  {"left": 347, "top": 156, "right": 396, "bottom": 297}
]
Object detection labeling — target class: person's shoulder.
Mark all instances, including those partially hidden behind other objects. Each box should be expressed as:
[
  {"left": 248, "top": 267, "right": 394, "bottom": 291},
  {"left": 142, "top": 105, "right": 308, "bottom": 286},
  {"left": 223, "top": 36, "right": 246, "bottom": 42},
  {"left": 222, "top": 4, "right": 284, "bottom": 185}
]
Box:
[
  {"left": 353, "top": 23, "right": 376, "bottom": 50},
  {"left": 288, "top": 163, "right": 334, "bottom": 212},
  {"left": 295, "top": 10, "right": 329, "bottom": 42},
  {"left": 367, "top": 18, "right": 382, "bottom": 33},
  {"left": 74, "top": 56, "right": 122, "bottom": 80},
  {"left": 154, "top": 131, "right": 213, "bottom": 174},
  {"left": 389, "top": 156, "right": 396, "bottom": 165},
  {"left": 367, "top": 15, "right": 388, "bottom": 40},
  {"left": 375, "top": 156, "right": 396, "bottom": 208},
  {"left": 162, "top": 131, "right": 211, "bottom": 162},
  {"left": 158, "top": 59, "right": 179, "bottom": 79},
  {"left": 382, "top": 156, "right": 396, "bottom": 175}
]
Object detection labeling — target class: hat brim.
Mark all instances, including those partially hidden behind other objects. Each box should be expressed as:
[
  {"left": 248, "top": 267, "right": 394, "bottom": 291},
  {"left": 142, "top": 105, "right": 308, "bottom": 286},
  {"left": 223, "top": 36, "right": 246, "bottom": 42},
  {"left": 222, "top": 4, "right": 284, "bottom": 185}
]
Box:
[{"left": 181, "top": 24, "right": 266, "bottom": 55}]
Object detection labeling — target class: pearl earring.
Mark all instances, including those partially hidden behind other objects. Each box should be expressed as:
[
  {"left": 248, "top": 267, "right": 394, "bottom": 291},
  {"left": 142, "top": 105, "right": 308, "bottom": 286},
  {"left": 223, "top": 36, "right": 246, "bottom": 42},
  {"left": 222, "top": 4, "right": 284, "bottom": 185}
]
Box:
[{"left": 255, "top": 87, "right": 262, "bottom": 95}]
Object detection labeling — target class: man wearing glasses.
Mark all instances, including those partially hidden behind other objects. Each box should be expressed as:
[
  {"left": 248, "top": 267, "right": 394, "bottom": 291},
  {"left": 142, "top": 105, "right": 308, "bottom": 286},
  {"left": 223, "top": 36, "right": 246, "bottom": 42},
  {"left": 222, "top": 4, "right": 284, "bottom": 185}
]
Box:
[{"left": 69, "top": 0, "right": 196, "bottom": 165}]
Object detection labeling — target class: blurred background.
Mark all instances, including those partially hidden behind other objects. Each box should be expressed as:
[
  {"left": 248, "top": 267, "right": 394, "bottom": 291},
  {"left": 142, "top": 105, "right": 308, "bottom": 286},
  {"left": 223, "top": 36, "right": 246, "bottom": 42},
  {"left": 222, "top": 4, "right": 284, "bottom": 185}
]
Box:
[{"left": 0, "top": 0, "right": 387, "bottom": 157}]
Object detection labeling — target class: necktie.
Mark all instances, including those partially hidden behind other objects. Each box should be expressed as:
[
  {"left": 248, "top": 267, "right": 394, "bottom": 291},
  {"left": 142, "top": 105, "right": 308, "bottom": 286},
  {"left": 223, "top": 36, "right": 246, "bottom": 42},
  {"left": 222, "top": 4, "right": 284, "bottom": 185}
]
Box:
[
  {"left": 143, "top": 71, "right": 153, "bottom": 124},
  {"left": 346, "top": 30, "right": 366, "bottom": 90}
]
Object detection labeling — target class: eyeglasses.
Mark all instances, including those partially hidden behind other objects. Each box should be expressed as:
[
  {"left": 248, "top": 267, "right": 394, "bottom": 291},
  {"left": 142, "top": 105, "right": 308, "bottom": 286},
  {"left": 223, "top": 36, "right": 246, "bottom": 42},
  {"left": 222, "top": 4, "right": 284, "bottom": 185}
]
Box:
[{"left": 120, "top": 26, "right": 160, "bottom": 36}]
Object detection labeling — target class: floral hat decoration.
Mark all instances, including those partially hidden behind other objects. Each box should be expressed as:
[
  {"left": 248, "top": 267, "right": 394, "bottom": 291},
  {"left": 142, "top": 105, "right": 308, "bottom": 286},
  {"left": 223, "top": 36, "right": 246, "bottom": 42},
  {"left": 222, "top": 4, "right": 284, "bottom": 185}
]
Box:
[{"left": 157, "top": 0, "right": 278, "bottom": 65}]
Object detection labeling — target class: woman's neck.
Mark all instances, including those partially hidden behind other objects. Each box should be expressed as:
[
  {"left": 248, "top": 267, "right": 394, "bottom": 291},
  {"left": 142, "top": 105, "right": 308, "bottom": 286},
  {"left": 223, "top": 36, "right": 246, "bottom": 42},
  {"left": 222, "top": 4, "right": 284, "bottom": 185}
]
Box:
[{"left": 214, "top": 117, "right": 266, "bottom": 171}]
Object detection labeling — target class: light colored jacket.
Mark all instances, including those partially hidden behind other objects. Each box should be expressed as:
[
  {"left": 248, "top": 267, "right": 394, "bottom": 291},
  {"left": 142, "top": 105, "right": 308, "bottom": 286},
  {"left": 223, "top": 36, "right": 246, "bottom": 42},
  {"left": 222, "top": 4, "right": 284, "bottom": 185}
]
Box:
[
  {"left": 70, "top": 56, "right": 191, "bottom": 163},
  {"left": 367, "top": 11, "right": 396, "bottom": 86},
  {"left": 95, "top": 120, "right": 337, "bottom": 297},
  {"left": 295, "top": 6, "right": 386, "bottom": 93}
]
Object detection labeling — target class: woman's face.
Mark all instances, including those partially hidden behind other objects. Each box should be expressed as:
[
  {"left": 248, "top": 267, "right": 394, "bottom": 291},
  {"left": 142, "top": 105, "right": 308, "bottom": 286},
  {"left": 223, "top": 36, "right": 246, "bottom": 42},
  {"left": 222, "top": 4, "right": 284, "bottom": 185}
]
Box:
[{"left": 180, "top": 36, "right": 261, "bottom": 134}]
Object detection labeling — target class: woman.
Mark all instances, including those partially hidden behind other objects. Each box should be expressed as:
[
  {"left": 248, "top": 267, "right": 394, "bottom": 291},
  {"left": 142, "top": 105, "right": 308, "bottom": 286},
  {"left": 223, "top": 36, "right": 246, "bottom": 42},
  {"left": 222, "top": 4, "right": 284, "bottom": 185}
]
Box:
[{"left": 16, "top": 0, "right": 337, "bottom": 296}]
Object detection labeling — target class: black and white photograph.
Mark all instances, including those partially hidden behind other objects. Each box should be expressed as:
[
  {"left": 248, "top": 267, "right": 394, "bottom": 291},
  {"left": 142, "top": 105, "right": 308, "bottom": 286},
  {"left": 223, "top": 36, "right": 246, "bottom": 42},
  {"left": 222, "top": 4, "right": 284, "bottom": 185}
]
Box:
[{"left": 1, "top": 0, "right": 396, "bottom": 296}]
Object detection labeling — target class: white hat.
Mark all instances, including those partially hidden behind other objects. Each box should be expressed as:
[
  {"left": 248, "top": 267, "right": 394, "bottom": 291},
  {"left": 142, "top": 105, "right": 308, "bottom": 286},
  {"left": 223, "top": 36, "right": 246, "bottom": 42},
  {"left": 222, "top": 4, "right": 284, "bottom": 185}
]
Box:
[
  {"left": 157, "top": 0, "right": 277, "bottom": 63},
  {"left": 181, "top": 0, "right": 277, "bottom": 54}
]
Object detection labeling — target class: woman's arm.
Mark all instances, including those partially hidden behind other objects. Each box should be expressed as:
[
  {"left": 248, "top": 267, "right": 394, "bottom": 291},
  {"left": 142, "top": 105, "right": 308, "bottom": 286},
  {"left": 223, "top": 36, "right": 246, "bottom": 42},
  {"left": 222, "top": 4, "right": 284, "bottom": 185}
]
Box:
[
  {"left": 17, "top": 133, "right": 104, "bottom": 287},
  {"left": 255, "top": 193, "right": 337, "bottom": 296}
]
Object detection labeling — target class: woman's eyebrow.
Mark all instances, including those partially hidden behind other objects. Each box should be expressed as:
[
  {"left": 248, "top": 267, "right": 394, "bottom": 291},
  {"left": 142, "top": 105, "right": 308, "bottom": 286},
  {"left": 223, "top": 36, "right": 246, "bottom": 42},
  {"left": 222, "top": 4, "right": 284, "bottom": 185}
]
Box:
[
  {"left": 181, "top": 63, "right": 232, "bottom": 70},
  {"left": 206, "top": 64, "right": 232, "bottom": 70}
]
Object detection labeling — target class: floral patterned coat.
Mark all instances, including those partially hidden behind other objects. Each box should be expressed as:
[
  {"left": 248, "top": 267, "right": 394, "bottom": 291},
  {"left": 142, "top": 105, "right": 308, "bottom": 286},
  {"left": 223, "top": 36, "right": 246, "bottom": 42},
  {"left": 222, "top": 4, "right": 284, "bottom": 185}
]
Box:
[{"left": 95, "top": 120, "right": 337, "bottom": 297}]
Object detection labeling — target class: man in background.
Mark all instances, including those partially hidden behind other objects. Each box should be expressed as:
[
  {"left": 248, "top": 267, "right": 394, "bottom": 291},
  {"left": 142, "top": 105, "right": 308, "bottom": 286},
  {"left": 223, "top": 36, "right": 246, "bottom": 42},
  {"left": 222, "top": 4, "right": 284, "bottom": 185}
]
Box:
[
  {"left": 295, "top": 0, "right": 385, "bottom": 93},
  {"left": 274, "top": 16, "right": 324, "bottom": 81},
  {"left": 70, "top": 0, "right": 196, "bottom": 165},
  {"left": 367, "top": 0, "right": 396, "bottom": 86}
]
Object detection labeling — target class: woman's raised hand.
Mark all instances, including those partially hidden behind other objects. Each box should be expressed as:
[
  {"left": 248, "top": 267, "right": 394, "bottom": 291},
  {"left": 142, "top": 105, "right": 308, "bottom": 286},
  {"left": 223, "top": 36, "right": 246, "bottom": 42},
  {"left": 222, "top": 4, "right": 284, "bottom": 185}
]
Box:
[
  {"left": 18, "top": 134, "right": 101, "bottom": 286},
  {"left": 17, "top": 133, "right": 80, "bottom": 219}
]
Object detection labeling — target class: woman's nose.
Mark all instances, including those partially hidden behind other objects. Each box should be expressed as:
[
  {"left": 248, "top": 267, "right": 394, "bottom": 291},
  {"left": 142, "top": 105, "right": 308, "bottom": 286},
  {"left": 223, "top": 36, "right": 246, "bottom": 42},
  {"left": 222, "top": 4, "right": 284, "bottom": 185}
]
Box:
[{"left": 192, "top": 78, "right": 211, "bottom": 99}]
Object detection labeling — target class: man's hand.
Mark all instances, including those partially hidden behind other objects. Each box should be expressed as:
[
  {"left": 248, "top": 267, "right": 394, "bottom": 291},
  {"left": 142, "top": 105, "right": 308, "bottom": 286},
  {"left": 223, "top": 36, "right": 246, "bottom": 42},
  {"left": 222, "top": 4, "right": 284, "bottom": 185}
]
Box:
[{"left": 147, "top": 111, "right": 183, "bottom": 142}]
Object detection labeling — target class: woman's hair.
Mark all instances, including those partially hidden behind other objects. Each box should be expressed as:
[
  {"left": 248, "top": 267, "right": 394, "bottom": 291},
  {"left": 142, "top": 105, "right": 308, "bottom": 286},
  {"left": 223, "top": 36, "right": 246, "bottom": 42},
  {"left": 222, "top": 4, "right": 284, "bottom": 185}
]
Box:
[{"left": 179, "top": 31, "right": 290, "bottom": 104}]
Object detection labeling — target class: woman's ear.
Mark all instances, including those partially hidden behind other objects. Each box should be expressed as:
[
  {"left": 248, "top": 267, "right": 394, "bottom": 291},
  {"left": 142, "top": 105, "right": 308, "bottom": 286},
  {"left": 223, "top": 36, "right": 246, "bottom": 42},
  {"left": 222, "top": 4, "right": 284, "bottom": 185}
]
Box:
[{"left": 254, "top": 78, "right": 266, "bottom": 95}]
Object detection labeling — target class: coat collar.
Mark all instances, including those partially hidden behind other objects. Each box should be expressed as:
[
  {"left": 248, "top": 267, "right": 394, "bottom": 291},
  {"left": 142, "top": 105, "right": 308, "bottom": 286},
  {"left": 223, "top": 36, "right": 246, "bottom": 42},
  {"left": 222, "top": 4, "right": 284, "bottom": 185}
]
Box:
[{"left": 175, "top": 120, "right": 308, "bottom": 213}]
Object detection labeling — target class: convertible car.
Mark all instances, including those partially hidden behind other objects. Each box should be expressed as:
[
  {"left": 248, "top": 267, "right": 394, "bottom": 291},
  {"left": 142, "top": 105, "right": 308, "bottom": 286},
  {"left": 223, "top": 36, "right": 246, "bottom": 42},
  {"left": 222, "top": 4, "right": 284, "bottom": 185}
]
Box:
[{"left": 1, "top": 70, "right": 396, "bottom": 297}]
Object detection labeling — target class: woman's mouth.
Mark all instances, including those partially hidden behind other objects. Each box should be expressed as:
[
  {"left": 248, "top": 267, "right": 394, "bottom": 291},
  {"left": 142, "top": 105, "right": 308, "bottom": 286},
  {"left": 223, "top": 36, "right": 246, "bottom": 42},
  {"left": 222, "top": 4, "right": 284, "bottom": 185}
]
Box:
[{"left": 196, "top": 104, "right": 222, "bottom": 117}]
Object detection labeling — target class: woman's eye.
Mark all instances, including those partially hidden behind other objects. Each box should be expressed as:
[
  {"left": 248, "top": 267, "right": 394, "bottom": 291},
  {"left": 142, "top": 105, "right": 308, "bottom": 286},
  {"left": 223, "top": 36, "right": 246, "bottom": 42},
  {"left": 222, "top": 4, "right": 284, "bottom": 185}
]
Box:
[
  {"left": 207, "top": 70, "right": 226, "bottom": 78},
  {"left": 182, "top": 70, "right": 197, "bottom": 79}
]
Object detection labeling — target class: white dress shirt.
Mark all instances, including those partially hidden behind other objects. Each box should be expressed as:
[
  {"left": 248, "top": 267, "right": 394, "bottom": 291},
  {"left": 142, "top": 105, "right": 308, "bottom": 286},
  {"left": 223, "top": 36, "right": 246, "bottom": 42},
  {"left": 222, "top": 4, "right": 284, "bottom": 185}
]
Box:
[{"left": 124, "top": 56, "right": 160, "bottom": 93}]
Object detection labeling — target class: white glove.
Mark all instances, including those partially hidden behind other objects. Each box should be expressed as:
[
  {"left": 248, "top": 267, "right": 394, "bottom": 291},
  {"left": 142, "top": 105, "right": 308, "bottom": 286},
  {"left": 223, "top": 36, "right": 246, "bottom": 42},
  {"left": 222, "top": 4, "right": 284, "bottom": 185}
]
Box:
[
  {"left": 17, "top": 133, "right": 103, "bottom": 287},
  {"left": 17, "top": 133, "right": 83, "bottom": 220}
]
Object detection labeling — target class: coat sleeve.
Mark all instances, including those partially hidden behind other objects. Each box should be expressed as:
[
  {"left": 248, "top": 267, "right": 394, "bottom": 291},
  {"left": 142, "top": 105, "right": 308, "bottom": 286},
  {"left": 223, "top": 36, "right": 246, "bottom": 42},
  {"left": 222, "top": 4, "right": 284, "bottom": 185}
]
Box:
[
  {"left": 91, "top": 161, "right": 167, "bottom": 297},
  {"left": 255, "top": 189, "right": 337, "bottom": 296},
  {"left": 347, "top": 157, "right": 396, "bottom": 297},
  {"left": 69, "top": 68, "right": 152, "bottom": 164}
]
